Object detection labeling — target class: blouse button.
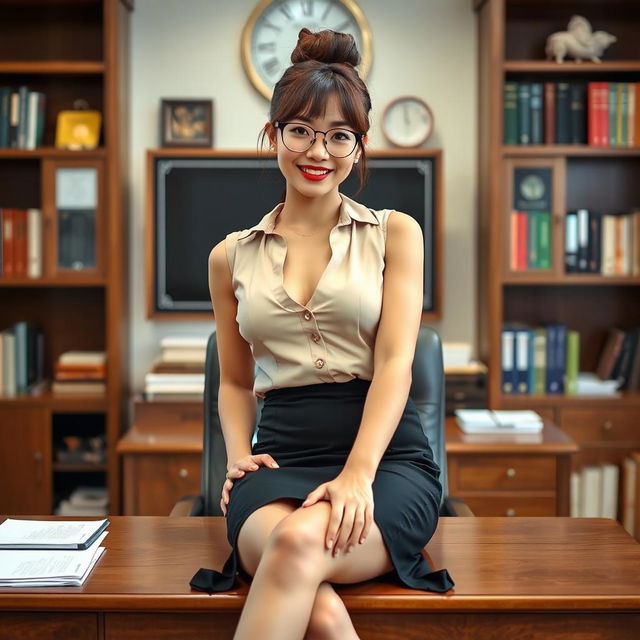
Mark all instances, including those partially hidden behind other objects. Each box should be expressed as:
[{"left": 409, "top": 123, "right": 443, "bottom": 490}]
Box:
[
  {"left": 311, "top": 333, "right": 320, "bottom": 343},
  {"left": 314, "top": 358, "right": 325, "bottom": 369},
  {"left": 303, "top": 311, "right": 312, "bottom": 321}
]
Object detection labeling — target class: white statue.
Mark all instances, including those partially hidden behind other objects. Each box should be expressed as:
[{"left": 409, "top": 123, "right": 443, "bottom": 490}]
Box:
[{"left": 545, "top": 15, "right": 616, "bottom": 63}]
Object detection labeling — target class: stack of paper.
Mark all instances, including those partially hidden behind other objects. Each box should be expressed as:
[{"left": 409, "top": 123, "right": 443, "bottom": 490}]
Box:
[
  {"left": 0, "top": 518, "right": 108, "bottom": 587},
  {"left": 455, "top": 409, "right": 543, "bottom": 434}
]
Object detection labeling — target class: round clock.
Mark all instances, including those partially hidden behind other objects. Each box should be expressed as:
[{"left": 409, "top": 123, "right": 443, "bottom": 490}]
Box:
[
  {"left": 381, "top": 96, "right": 434, "bottom": 148},
  {"left": 241, "top": 0, "right": 373, "bottom": 100}
]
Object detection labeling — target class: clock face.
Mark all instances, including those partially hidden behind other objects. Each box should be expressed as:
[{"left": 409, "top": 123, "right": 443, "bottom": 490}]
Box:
[
  {"left": 383, "top": 97, "right": 433, "bottom": 148},
  {"left": 242, "top": 0, "right": 372, "bottom": 99},
  {"left": 520, "top": 175, "right": 545, "bottom": 201}
]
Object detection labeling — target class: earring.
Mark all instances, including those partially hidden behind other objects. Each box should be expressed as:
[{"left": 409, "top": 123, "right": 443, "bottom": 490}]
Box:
[{"left": 354, "top": 158, "right": 360, "bottom": 164}]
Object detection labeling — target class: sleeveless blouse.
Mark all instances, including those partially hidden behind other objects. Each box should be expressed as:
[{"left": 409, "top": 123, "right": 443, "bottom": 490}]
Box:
[{"left": 224, "top": 193, "right": 393, "bottom": 398}]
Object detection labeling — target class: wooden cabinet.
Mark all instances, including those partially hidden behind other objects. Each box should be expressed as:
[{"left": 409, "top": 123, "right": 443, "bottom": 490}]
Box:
[
  {"left": 122, "top": 453, "right": 200, "bottom": 516},
  {"left": 117, "top": 397, "right": 204, "bottom": 515},
  {"left": 475, "top": 0, "right": 640, "bottom": 521},
  {"left": 446, "top": 417, "right": 578, "bottom": 516},
  {"left": 0, "top": 0, "right": 131, "bottom": 514},
  {"left": 0, "top": 407, "right": 50, "bottom": 514}
]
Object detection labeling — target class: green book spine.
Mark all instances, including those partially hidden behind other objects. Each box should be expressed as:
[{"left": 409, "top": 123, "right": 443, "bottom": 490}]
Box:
[
  {"left": 620, "top": 83, "right": 628, "bottom": 146},
  {"left": 503, "top": 82, "right": 518, "bottom": 144},
  {"left": 537, "top": 212, "right": 551, "bottom": 269},
  {"left": 533, "top": 328, "right": 547, "bottom": 395},
  {"left": 609, "top": 82, "right": 617, "bottom": 146},
  {"left": 565, "top": 330, "right": 580, "bottom": 396},
  {"left": 528, "top": 211, "right": 538, "bottom": 269}
]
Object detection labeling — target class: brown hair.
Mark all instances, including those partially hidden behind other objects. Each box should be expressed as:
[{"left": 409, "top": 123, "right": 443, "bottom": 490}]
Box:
[{"left": 259, "top": 28, "right": 371, "bottom": 193}]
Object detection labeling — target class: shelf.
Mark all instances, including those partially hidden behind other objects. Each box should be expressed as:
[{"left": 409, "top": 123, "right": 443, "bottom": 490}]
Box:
[
  {"left": 503, "top": 61, "right": 640, "bottom": 73},
  {"left": 503, "top": 275, "right": 640, "bottom": 286},
  {"left": 502, "top": 146, "right": 640, "bottom": 157},
  {"left": 0, "top": 391, "right": 108, "bottom": 412},
  {"left": 53, "top": 462, "right": 107, "bottom": 473},
  {"left": 0, "top": 276, "right": 107, "bottom": 287},
  {"left": 500, "top": 392, "right": 640, "bottom": 408},
  {"left": 0, "top": 147, "right": 107, "bottom": 159},
  {"left": 0, "top": 61, "right": 104, "bottom": 75}
]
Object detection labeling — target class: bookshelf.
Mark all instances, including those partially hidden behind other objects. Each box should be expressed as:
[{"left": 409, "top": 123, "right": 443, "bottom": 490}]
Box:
[
  {"left": 0, "top": 0, "right": 131, "bottom": 514},
  {"left": 476, "top": 0, "right": 640, "bottom": 489}
]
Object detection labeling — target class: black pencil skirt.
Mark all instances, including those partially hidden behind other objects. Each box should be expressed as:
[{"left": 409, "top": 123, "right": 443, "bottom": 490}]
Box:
[{"left": 190, "top": 378, "right": 454, "bottom": 594}]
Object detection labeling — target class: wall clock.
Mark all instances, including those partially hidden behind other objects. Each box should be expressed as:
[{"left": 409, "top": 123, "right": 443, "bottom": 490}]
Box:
[
  {"left": 381, "top": 96, "right": 434, "bottom": 148},
  {"left": 241, "top": 0, "right": 373, "bottom": 100}
]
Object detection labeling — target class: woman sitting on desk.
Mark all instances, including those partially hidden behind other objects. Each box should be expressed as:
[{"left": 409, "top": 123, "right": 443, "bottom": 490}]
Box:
[{"left": 197, "top": 28, "right": 453, "bottom": 640}]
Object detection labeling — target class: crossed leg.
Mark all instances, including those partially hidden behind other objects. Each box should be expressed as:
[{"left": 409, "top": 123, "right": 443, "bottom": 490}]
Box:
[{"left": 234, "top": 498, "right": 394, "bottom": 640}]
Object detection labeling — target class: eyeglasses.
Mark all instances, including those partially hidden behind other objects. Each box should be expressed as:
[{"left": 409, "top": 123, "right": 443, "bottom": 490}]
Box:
[{"left": 274, "top": 121, "right": 363, "bottom": 158}]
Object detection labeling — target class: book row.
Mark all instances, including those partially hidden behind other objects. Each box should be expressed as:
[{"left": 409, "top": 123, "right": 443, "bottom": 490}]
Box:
[
  {"left": 501, "top": 325, "right": 640, "bottom": 395},
  {"left": 0, "top": 322, "right": 45, "bottom": 396},
  {"left": 0, "top": 86, "right": 46, "bottom": 150},
  {"left": 565, "top": 209, "right": 640, "bottom": 276},
  {"left": 510, "top": 209, "right": 640, "bottom": 275},
  {"left": 1, "top": 206, "right": 97, "bottom": 277},
  {"left": 0, "top": 208, "right": 42, "bottom": 278},
  {"left": 503, "top": 81, "right": 640, "bottom": 147}
]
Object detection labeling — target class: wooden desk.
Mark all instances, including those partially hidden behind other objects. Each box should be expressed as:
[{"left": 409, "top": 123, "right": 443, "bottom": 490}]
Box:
[
  {"left": 1, "top": 516, "right": 639, "bottom": 639},
  {"left": 118, "top": 404, "right": 579, "bottom": 518},
  {"left": 446, "top": 417, "right": 579, "bottom": 517}
]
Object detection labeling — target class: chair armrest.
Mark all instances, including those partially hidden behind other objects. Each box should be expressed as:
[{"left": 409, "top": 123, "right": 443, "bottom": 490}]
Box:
[
  {"left": 442, "top": 496, "right": 475, "bottom": 517},
  {"left": 169, "top": 495, "right": 204, "bottom": 517}
]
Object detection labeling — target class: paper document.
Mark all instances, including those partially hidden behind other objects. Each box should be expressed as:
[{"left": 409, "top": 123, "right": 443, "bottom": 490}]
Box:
[
  {"left": 0, "top": 531, "right": 107, "bottom": 587},
  {"left": 455, "top": 409, "right": 543, "bottom": 434},
  {"left": 0, "top": 518, "right": 109, "bottom": 550}
]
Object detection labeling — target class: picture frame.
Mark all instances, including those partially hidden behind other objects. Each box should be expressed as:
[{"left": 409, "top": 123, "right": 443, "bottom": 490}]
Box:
[{"left": 160, "top": 98, "right": 213, "bottom": 148}]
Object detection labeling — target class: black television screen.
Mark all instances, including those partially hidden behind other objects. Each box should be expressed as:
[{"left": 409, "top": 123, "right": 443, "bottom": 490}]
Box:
[{"left": 153, "top": 154, "right": 437, "bottom": 314}]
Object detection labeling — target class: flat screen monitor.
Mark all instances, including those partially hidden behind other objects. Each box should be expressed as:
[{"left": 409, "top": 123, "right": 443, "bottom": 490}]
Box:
[{"left": 153, "top": 154, "right": 436, "bottom": 315}]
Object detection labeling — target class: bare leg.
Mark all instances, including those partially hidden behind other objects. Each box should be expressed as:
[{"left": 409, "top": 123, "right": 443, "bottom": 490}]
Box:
[
  {"left": 233, "top": 500, "right": 393, "bottom": 640},
  {"left": 236, "top": 500, "right": 360, "bottom": 640}
]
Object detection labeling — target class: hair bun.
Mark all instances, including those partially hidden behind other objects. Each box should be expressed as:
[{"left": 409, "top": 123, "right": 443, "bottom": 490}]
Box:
[{"left": 291, "top": 28, "right": 361, "bottom": 66}]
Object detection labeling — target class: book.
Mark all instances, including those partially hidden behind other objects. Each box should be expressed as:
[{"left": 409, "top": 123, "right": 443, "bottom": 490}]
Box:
[
  {"left": 0, "top": 534, "right": 106, "bottom": 587},
  {"left": 0, "top": 518, "right": 109, "bottom": 550},
  {"left": 576, "top": 372, "right": 620, "bottom": 396},
  {"left": 455, "top": 409, "right": 543, "bottom": 434}
]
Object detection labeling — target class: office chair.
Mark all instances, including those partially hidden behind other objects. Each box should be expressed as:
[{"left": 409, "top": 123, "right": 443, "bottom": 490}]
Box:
[{"left": 172, "top": 325, "right": 473, "bottom": 518}]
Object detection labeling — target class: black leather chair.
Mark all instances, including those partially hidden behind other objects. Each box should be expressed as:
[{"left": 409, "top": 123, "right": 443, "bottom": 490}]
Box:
[{"left": 172, "top": 325, "right": 473, "bottom": 518}]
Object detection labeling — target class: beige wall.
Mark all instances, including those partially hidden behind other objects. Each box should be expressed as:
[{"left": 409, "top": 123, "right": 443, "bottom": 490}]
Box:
[{"left": 129, "top": 0, "right": 478, "bottom": 391}]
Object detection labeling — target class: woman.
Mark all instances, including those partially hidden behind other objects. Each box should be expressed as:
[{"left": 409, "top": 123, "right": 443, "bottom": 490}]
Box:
[{"left": 193, "top": 28, "right": 453, "bottom": 640}]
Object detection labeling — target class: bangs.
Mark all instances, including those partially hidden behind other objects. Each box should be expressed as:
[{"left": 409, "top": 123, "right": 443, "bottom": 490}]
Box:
[{"left": 274, "top": 63, "right": 369, "bottom": 134}]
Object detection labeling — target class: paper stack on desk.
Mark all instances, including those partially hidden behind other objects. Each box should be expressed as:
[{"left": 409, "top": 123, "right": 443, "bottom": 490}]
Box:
[
  {"left": 455, "top": 409, "right": 543, "bottom": 434},
  {"left": 0, "top": 519, "right": 108, "bottom": 587}
]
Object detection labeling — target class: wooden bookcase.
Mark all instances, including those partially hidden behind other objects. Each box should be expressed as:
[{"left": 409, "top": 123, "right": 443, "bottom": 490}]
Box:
[
  {"left": 0, "top": 0, "right": 131, "bottom": 514},
  {"left": 476, "top": 0, "right": 640, "bottom": 488}
]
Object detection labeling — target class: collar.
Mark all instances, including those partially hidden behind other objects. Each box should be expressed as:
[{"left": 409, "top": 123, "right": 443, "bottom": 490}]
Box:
[{"left": 236, "top": 193, "right": 379, "bottom": 242}]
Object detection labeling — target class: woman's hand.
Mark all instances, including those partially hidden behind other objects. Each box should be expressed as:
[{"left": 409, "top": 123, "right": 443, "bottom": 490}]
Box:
[
  {"left": 221, "top": 453, "right": 279, "bottom": 516},
  {"left": 301, "top": 469, "right": 374, "bottom": 556}
]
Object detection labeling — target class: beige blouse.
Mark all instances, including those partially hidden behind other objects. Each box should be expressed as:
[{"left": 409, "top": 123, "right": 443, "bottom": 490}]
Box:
[{"left": 224, "top": 193, "right": 393, "bottom": 398}]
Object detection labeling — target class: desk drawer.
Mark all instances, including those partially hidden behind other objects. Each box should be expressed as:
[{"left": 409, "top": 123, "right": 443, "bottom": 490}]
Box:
[
  {"left": 559, "top": 408, "right": 638, "bottom": 443},
  {"left": 455, "top": 455, "right": 556, "bottom": 491},
  {"left": 0, "top": 613, "right": 97, "bottom": 639},
  {"left": 458, "top": 495, "right": 557, "bottom": 517}
]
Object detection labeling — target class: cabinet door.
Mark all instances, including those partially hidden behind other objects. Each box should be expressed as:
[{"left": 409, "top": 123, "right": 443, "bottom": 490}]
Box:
[
  {"left": 123, "top": 454, "right": 200, "bottom": 515},
  {"left": 0, "top": 407, "right": 51, "bottom": 514}
]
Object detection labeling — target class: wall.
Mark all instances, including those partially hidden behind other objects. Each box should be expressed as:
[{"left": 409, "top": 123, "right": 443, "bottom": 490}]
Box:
[{"left": 129, "top": 0, "right": 478, "bottom": 391}]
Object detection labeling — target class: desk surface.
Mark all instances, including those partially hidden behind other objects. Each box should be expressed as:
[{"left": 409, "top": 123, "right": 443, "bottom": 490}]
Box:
[
  {"left": 0, "top": 516, "right": 638, "bottom": 613},
  {"left": 445, "top": 417, "right": 579, "bottom": 454}
]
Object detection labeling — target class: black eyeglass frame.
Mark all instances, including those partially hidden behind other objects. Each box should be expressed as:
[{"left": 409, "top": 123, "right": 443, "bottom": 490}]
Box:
[{"left": 274, "top": 121, "right": 364, "bottom": 158}]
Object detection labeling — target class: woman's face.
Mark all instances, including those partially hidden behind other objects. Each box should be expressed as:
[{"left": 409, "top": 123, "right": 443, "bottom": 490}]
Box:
[{"left": 270, "top": 93, "right": 362, "bottom": 201}]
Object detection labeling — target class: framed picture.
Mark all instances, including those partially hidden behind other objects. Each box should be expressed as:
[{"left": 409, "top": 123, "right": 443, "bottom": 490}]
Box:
[{"left": 160, "top": 99, "right": 213, "bottom": 147}]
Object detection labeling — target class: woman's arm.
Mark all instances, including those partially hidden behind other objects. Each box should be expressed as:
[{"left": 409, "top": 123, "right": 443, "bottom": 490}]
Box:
[
  {"left": 343, "top": 211, "right": 425, "bottom": 478},
  {"left": 208, "top": 242, "right": 257, "bottom": 467}
]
